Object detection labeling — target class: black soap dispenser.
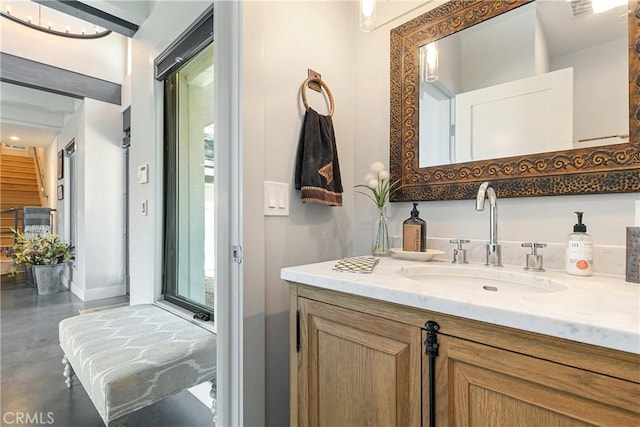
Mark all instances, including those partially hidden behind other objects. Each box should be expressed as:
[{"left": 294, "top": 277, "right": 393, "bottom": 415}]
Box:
[{"left": 403, "top": 203, "right": 427, "bottom": 252}]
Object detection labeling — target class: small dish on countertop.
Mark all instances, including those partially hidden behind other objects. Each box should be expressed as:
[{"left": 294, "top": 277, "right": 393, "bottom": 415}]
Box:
[{"left": 389, "top": 248, "right": 445, "bottom": 261}]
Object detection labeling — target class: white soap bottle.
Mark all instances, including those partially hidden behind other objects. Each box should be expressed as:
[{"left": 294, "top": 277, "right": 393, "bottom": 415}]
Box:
[{"left": 566, "top": 212, "right": 593, "bottom": 276}]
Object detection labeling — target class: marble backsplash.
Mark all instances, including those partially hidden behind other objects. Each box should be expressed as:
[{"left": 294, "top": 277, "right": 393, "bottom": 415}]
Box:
[{"left": 390, "top": 236, "right": 627, "bottom": 277}]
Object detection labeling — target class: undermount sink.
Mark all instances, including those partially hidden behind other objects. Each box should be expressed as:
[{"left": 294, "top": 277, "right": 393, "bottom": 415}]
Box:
[{"left": 397, "top": 265, "right": 568, "bottom": 294}]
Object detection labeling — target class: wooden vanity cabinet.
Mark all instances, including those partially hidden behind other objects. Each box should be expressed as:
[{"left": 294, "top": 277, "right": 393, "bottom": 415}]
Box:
[
  {"left": 293, "top": 297, "right": 422, "bottom": 426},
  {"left": 290, "top": 284, "right": 640, "bottom": 426},
  {"left": 432, "top": 334, "right": 639, "bottom": 426}
]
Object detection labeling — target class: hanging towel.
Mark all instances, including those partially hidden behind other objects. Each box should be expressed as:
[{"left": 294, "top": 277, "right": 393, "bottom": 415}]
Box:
[
  {"left": 23, "top": 207, "right": 51, "bottom": 226},
  {"left": 23, "top": 207, "right": 52, "bottom": 239},
  {"left": 294, "top": 108, "right": 343, "bottom": 206}
]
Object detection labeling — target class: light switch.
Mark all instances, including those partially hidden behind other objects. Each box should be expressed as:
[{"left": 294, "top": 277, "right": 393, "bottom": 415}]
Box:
[
  {"left": 264, "top": 181, "right": 289, "bottom": 216},
  {"left": 137, "top": 164, "right": 149, "bottom": 184}
]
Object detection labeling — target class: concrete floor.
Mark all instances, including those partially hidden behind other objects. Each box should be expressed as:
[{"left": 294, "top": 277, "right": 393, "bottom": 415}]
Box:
[{"left": 1, "top": 281, "right": 214, "bottom": 427}]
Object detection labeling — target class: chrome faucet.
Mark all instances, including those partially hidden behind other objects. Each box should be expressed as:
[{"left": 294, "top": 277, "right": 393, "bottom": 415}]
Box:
[{"left": 476, "top": 181, "right": 502, "bottom": 267}]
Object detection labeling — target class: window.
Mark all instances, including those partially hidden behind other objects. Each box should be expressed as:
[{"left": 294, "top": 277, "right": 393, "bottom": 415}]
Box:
[{"left": 158, "top": 6, "right": 214, "bottom": 318}]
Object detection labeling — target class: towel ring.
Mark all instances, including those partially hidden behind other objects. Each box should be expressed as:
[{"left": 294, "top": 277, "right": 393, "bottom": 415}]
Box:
[{"left": 301, "top": 77, "right": 335, "bottom": 116}]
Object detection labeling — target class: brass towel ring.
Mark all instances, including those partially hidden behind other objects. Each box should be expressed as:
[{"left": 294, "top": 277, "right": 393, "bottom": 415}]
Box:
[{"left": 301, "top": 77, "right": 335, "bottom": 116}]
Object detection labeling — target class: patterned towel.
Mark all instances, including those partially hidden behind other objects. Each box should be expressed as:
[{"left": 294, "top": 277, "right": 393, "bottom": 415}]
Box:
[
  {"left": 23, "top": 207, "right": 51, "bottom": 226},
  {"left": 333, "top": 257, "right": 379, "bottom": 274},
  {"left": 23, "top": 207, "right": 52, "bottom": 239},
  {"left": 294, "top": 108, "right": 343, "bottom": 206}
]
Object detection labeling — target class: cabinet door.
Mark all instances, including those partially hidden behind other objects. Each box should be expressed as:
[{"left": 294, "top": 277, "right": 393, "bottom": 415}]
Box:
[
  {"left": 296, "top": 298, "right": 422, "bottom": 427},
  {"left": 426, "top": 333, "right": 640, "bottom": 426}
]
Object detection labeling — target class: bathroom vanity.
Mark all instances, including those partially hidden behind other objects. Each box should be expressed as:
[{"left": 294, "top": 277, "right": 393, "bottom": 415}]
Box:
[{"left": 282, "top": 259, "right": 640, "bottom": 426}]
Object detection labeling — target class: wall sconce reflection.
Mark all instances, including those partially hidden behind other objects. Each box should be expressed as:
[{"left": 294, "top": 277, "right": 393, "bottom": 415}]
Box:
[
  {"left": 420, "top": 41, "right": 439, "bottom": 82},
  {"left": 360, "top": 0, "right": 376, "bottom": 32}
]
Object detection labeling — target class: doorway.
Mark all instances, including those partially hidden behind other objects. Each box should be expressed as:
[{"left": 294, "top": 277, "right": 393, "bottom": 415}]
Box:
[
  {"left": 64, "top": 139, "right": 76, "bottom": 284},
  {"left": 122, "top": 107, "right": 131, "bottom": 295}
]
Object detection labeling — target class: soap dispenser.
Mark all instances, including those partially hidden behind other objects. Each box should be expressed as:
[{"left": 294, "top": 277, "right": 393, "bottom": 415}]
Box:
[
  {"left": 566, "top": 211, "right": 593, "bottom": 276},
  {"left": 403, "top": 203, "right": 427, "bottom": 252}
]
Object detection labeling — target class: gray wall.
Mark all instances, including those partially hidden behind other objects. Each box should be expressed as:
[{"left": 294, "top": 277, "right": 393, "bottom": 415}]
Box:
[{"left": 242, "top": 2, "right": 356, "bottom": 425}]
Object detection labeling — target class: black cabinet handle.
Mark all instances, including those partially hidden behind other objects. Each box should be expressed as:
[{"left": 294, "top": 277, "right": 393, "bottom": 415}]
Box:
[{"left": 424, "top": 321, "right": 440, "bottom": 427}]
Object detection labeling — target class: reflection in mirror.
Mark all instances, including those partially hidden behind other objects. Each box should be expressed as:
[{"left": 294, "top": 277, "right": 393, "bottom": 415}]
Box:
[{"left": 418, "top": 1, "right": 629, "bottom": 168}]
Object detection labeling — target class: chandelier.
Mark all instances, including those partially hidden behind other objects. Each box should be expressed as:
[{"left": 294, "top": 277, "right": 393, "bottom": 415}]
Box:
[{"left": 0, "top": 2, "right": 110, "bottom": 39}]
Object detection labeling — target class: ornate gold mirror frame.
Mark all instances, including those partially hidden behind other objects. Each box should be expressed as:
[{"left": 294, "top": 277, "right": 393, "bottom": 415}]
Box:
[{"left": 390, "top": 0, "right": 640, "bottom": 201}]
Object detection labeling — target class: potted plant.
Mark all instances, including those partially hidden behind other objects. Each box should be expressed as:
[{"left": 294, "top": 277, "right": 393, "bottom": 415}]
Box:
[{"left": 7, "top": 231, "right": 74, "bottom": 295}]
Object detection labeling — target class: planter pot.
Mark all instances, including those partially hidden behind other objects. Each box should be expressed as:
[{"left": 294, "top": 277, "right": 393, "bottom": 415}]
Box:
[
  {"left": 32, "top": 264, "right": 64, "bottom": 295},
  {"left": 25, "top": 265, "right": 35, "bottom": 287}
]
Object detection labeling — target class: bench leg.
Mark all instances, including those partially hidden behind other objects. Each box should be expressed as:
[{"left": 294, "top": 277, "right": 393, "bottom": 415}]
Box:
[
  {"left": 108, "top": 415, "right": 128, "bottom": 427},
  {"left": 62, "top": 355, "right": 74, "bottom": 388},
  {"left": 210, "top": 381, "right": 217, "bottom": 425}
]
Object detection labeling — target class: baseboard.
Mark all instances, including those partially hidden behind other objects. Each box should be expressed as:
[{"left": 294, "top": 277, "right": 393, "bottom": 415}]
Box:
[{"left": 70, "top": 282, "right": 126, "bottom": 301}]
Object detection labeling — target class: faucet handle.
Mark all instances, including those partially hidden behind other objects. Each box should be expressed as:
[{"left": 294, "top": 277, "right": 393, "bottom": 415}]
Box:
[
  {"left": 450, "top": 239, "right": 470, "bottom": 249},
  {"left": 522, "top": 242, "right": 547, "bottom": 253},
  {"left": 450, "top": 239, "right": 470, "bottom": 264},
  {"left": 522, "top": 242, "right": 547, "bottom": 271}
]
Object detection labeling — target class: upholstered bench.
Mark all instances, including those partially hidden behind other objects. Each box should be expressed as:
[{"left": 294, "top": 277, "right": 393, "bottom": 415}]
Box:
[{"left": 59, "top": 304, "right": 216, "bottom": 427}]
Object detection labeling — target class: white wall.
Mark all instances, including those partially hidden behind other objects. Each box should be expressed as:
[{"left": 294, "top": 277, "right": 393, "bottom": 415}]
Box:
[
  {"left": 82, "top": 99, "right": 125, "bottom": 299},
  {"left": 242, "top": 2, "right": 356, "bottom": 424},
  {"left": 551, "top": 37, "right": 628, "bottom": 143},
  {"left": 460, "top": 4, "right": 537, "bottom": 92},
  {"left": 437, "top": 34, "right": 461, "bottom": 94},
  {"left": 534, "top": 11, "right": 550, "bottom": 75},
  {"left": 51, "top": 99, "right": 125, "bottom": 300},
  {"left": 0, "top": 10, "right": 128, "bottom": 83}
]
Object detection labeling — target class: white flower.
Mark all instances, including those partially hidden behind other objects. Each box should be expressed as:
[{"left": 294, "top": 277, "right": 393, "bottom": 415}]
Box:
[
  {"left": 370, "top": 162, "right": 385, "bottom": 173},
  {"left": 355, "top": 160, "right": 402, "bottom": 209}
]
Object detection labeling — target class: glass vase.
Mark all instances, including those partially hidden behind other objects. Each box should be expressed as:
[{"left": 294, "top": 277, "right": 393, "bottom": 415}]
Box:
[{"left": 372, "top": 207, "right": 390, "bottom": 256}]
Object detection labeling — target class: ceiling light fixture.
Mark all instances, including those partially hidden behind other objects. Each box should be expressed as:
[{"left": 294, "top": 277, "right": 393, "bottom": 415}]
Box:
[
  {"left": 0, "top": 3, "right": 111, "bottom": 39},
  {"left": 10, "top": 136, "right": 20, "bottom": 141}
]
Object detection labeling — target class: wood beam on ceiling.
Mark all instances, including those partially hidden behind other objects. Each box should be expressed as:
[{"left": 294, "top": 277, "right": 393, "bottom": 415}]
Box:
[
  {"left": 32, "top": 0, "right": 138, "bottom": 37},
  {"left": 0, "top": 53, "right": 121, "bottom": 106}
]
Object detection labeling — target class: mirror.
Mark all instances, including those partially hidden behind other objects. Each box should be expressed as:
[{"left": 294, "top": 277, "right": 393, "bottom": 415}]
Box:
[
  {"left": 418, "top": 1, "right": 628, "bottom": 167},
  {"left": 390, "top": 0, "right": 639, "bottom": 201}
]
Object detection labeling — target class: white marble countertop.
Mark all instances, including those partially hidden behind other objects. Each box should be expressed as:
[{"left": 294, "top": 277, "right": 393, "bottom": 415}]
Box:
[{"left": 281, "top": 258, "right": 640, "bottom": 354}]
